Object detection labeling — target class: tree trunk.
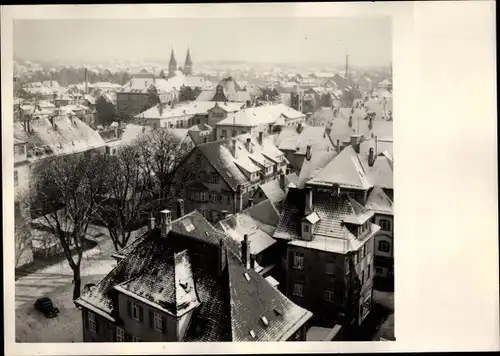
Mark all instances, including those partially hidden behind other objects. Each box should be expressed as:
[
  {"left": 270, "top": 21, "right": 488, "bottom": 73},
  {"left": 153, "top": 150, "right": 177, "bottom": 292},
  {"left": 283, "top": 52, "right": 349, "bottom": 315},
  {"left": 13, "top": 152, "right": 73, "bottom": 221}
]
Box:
[{"left": 72, "top": 266, "right": 82, "bottom": 302}]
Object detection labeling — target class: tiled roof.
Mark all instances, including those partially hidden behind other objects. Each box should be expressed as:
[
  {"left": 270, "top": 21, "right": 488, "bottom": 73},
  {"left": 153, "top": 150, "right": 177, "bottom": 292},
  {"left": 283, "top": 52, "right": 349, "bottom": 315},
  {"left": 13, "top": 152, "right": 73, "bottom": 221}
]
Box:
[
  {"left": 78, "top": 210, "right": 311, "bottom": 341},
  {"left": 307, "top": 145, "right": 373, "bottom": 190},
  {"left": 297, "top": 149, "right": 337, "bottom": 189},
  {"left": 365, "top": 186, "right": 393, "bottom": 215},
  {"left": 216, "top": 212, "right": 277, "bottom": 255},
  {"left": 216, "top": 104, "right": 304, "bottom": 127},
  {"left": 274, "top": 125, "right": 334, "bottom": 153},
  {"left": 14, "top": 115, "right": 105, "bottom": 159},
  {"left": 357, "top": 138, "right": 394, "bottom": 190},
  {"left": 196, "top": 134, "right": 284, "bottom": 191},
  {"left": 273, "top": 189, "right": 376, "bottom": 253},
  {"left": 244, "top": 199, "right": 281, "bottom": 228},
  {"left": 257, "top": 173, "right": 299, "bottom": 205}
]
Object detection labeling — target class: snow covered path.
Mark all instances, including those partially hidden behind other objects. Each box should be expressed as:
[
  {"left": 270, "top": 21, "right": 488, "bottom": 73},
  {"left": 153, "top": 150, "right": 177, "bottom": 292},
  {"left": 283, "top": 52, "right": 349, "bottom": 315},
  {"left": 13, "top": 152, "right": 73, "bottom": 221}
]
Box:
[{"left": 15, "top": 235, "right": 117, "bottom": 342}]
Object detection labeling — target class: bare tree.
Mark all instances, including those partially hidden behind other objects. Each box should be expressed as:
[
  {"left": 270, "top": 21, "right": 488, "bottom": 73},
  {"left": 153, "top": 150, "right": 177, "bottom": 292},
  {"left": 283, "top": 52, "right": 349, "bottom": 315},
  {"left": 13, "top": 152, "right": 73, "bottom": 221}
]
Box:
[
  {"left": 94, "top": 144, "right": 153, "bottom": 251},
  {"left": 135, "top": 128, "right": 192, "bottom": 206},
  {"left": 29, "top": 152, "right": 108, "bottom": 301}
]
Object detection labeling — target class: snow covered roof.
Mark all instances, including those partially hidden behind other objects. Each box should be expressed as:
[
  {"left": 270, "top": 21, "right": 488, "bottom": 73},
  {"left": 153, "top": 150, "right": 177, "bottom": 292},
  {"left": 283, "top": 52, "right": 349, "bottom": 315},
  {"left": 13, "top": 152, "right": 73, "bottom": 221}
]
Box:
[{"left": 216, "top": 104, "right": 304, "bottom": 128}]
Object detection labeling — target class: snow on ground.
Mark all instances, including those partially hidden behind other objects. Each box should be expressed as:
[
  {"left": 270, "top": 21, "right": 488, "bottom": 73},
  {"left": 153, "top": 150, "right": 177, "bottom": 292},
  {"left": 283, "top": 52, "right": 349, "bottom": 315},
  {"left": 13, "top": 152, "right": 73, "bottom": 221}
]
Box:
[{"left": 16, "top": 234, "right": 117, "bottom": 342}]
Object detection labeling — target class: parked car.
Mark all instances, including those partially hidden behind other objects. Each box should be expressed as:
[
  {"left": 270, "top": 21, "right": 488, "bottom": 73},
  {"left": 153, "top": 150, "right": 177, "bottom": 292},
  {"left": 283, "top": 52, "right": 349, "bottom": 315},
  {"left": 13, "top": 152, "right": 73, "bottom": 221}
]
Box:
[{"left": 34, "top": 297, "right": 59, "bottom": 318}]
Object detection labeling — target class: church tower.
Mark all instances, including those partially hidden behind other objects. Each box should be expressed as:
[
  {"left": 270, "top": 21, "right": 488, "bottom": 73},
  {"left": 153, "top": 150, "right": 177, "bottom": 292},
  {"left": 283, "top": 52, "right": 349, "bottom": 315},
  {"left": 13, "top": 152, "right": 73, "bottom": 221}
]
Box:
[
  {"left": 168, "top": 49, "right": 177, "bottom": 78},
  {"left": 183, "top": 48, "right": 193, "bottom": 76}
]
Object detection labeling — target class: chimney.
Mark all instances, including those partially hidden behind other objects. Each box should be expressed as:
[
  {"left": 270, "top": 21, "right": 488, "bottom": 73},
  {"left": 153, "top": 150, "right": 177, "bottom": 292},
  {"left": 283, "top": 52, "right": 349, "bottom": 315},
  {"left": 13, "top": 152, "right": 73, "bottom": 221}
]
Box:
[
  {"left": 148, "top": 214, "right": 155, "bottom": 232},
  {"left": 368, "top": 147, "right": 375, "bottom": 167},
  {"left": 176, "top": 199, "right": 185, "bottom": 219},
  {"left": 248, "top": 198, "right": 254, "bottom": 207},
  {"left": 336, "top": 139, "right": 341, "bottom": 153},
  {"left": 297, "top": 123, "right": 303, "bottom": 133},
  {"left": 245, "top": 138, "right": 252, "bottom": 152},
  {"left": 350, "top": 134, "right": 361, "bottom": 154},
  {"left": 231, "top": 138, "right": 238, "bottom": 158},
  {"left": 84, "top": 68, "right": 88, "bottom": 94},
  {"left": 218, "top": 239, "right": 226, "bottom": 275},
  {"left": 204, "top": 137, "right": 208, "bottom": 143},
  {"left": 160, "top": 209, "right": 172, "bottom": 238},
  {"left": 114, "top": 127, "right": 119, "bottom": 138},
  {"left": 279, "top": 172, "right": 286, "bottom": 190},
  {"left": 246, "top": 100, "right": 251, "bottom": 108},
  {"left": 305, "top": 145, "right": 312, "bottom": 161},
  {"left": 241, "top": 234, "right": 251, "bottom": 269},
  {"left": 305, "top": 187, "right": 313, "bottom": 214},
  {"left": 375, "top": 135, "right": 378, "bottom": 156},
  {"left": 249, "top": 254, "right": 256, "bottom": 270},
  {"left": 258, "top": 131, "right": 263, "bottom": 145},
  {"left": 325, "top": 126, "right": 332, "bottom": 137}
]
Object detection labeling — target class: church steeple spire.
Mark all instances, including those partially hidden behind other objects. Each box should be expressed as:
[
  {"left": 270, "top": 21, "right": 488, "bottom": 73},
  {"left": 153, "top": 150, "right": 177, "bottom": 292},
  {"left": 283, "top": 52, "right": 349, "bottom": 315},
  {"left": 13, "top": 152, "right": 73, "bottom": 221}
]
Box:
[
  {"left": 168, "top": 49, "right": 177, "bottom": 78},
  {"left": 183, "top": 48, "right": 193, "bottom": 76}
]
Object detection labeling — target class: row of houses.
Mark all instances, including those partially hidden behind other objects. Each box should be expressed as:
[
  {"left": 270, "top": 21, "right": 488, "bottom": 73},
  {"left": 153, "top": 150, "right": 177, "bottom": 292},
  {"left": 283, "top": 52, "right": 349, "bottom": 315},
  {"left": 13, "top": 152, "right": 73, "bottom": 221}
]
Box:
[{"left": 75, "top": 128, "right": 393, "bottom": 342}]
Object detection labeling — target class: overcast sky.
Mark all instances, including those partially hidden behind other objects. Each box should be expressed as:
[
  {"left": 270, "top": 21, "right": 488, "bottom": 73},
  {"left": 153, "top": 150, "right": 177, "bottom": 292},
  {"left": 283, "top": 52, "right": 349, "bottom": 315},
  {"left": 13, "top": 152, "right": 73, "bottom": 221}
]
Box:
[{"left": 14, "top": 17, "right": 391, "bottom": 66}]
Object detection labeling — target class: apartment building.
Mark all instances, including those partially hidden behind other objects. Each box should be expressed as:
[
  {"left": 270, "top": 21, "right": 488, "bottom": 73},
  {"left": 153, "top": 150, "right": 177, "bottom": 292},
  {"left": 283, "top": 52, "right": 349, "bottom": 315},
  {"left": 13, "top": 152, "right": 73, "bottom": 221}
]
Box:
[
  {"left": 172, "top": 133, "right": 288, "bottom": 224},
  {"left": 76, "top": 209, "right": 312, "bottom": 342}
]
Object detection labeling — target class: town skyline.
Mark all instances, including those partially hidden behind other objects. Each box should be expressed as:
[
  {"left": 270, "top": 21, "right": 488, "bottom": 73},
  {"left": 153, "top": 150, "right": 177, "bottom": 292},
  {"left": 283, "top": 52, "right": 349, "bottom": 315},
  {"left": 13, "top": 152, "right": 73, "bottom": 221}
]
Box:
[{"left": 14, "top": 17, "right": 392, "bottom": 67}]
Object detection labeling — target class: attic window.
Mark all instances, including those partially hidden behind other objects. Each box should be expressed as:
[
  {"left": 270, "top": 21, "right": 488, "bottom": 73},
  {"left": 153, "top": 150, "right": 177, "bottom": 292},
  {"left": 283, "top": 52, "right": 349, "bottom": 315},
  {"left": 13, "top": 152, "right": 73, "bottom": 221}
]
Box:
[
  {"left": 260, "top": 316, "right": 269, "bottom": 327},
  {"left": 244, "top": 272, "right": 250, "bottom": 282},
  {"left": 249, "top": 330, "right": 256, "bottom": 339}
]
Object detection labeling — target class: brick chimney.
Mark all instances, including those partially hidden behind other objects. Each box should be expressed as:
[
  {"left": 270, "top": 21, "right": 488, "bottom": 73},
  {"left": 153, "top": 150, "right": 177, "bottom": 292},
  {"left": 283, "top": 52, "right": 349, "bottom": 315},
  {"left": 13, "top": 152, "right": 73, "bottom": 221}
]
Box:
[
  {"left": 305, "top": 145, "right": 312, "bottom": 161},
  {"left": 241, "top": 234, "right": 251, "bottom": 269},
  {"left": 305, "top": 187, "right": 313, "bottom": 215},
  {"left": 245, "top": 138, "right": 252, "bottom": 152},
  {"left": 279, "top": 172, "right": 286, "bottom": 190},
  {"left": 148, "top": 214, "right": 155, "bottom": 232},
  {"left": 250, "top": 253, "right": 256, "bottom": 270},
  {"left": 350, "top": 134, "right": 362, "bottom": 154},
  {"left": 258, "top": 131, "right": 263, "bottom": 145},
  {"left": 176, "top": 199, "right": 185, "bottom": 219},
  {"left": 160, "top": 209, "right": 172, "bottom": 237}
]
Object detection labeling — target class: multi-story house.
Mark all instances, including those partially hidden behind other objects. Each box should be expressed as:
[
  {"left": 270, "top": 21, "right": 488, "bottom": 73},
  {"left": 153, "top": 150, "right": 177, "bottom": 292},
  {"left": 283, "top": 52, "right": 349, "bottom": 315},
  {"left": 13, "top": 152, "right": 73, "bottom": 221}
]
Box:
[
  {"left": 14, "top": 138, "right": 33, "bottom": 267},
  {"left": 252, "top": 171, "right": 299, "bottom": 212},
  {"left": 76, "top": 209, "right": 312, "bottom": 342},
  {"left": 215, "top": 104, "right": 305, "bottom": 140},
  {"left": 172, "top": 133, "right": 288, "bottom": 224},
  {"left": 272, "top": 137, "right": 394, "bottom": 333}
]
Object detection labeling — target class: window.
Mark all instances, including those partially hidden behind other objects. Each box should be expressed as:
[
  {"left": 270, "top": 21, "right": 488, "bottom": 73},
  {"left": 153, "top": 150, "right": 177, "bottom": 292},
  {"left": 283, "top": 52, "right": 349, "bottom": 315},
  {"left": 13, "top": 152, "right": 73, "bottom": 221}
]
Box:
[
  {"left": 88, "top": 312, "right": 96, "bottom": 333},
  {"left": 303, "top": 224, "right": 310, "bottom": 233},
  {"left": 200, "top": 192, "right": 206, "bottom": 202},
  {"left": 132, "top": 336, "right": 141, "bottom": 342},
  {"left": 221, "top": 195, "right": 229, "bottom": 204},
  {"left": 14, "top": 170, "right": 18, "bottom": 187},
  {"left": 222, "top": 129, "right": 227, "bottom": 138},
  {"left": 355, "top": 252, "right": 360, "bottom": 264},
  {"left": 195, "top": 153, "right": 202, "bottom": 165},
  {"left": 362, "top": 244, "right": 366, "bottom": 258},
  {"left": 293, "top": 283, "right": 304, "bottom": 297},
  {"left": 241, "top": 130, "right": 247, "bottom": 135},
  {"left": 211, "top": 193, "right": 218, "bottom": 203},
  {"left": 232, "top": 130, "right": 237, "bottom": 137},
  {"left": 325, "top": 262, "right": 335, "bottom": 275},
  {"left": 379, "top": 219, "right": 392, "bottom": 232},
  {"left": 378, "top": 240, "right": 391, "bottom": 253},
  {"left": 154, "top": 312, "right": 163, "bottom": 332},
  {"left": 361, "top": 270, "right": 365, "bottom": 284},
  {"left": 116, "top": 327, "right": 125, "bottom": 342},
  {"left": 200, "top": 171, "right": 206, "bottom": 181},
  {"left": 132, "top": 302, "right": 142, "bottom": 321},
  {"left": 293, "top": 251, "right": 304, "bottom": 269},
  {"left": 324, "top": 290, "right": 335, "bottom": 302},
  {"left": 367, "top": 264, "right": 371, "bottom": 279},
  {"left": 211, "top": 172, "right": 219, "bottom": 183}
]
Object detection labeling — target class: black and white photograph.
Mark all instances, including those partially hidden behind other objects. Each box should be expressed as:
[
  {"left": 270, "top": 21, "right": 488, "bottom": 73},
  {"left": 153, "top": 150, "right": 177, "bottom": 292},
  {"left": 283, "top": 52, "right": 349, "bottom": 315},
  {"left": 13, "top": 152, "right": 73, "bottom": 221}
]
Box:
[{"left": 2, "top": 2, "right": 498, "bottom": 354}]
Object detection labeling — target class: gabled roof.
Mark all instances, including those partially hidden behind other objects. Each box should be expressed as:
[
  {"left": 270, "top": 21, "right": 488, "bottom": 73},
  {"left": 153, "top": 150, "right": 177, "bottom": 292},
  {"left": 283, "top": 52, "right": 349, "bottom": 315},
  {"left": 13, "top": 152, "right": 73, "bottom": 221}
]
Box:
[
  {"left": 274, "top": 124, "right": 334, "bottom": 153},
  {"left": 365, "top": 186, "right": 393, "bottom": 215},
  {"left": 77, "top": 210, "right": 311, "bottom": 341},
  {"left": 196, "top": 134, "right": 284, "bottom": 191},
  {"left": 273, "top": 189, "right": 377, "bottom": 254},
  {"left": 216, "top": 104, "right": 304, "bottom": 127},
  {"left": 195, "top": 77, "right": 251, "bottom": 103},
  {"left": 307, "top": 145, "right": 373, "bottom": 190},
  {"left": 257, "top": 172, "right": 299, "bottom": 205}
]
